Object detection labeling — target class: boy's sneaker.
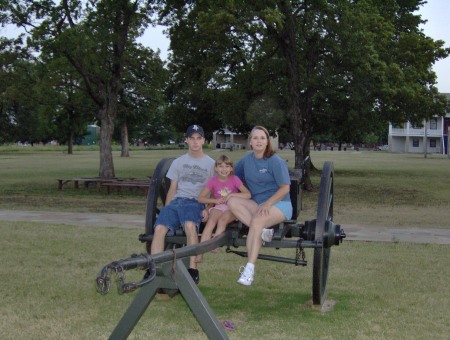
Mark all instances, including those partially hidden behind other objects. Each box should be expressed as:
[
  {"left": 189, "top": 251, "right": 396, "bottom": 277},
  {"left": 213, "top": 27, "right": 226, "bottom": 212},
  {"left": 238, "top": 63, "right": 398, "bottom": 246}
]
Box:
[
  {"left": 237, "top": 266, "right": 254, "bottom": 286},
  {"left": 188, "top": 268, "right": 200, "bottom": 285},
  {"left": 261, "top": 228, "right": 274, "bottom": 243}
]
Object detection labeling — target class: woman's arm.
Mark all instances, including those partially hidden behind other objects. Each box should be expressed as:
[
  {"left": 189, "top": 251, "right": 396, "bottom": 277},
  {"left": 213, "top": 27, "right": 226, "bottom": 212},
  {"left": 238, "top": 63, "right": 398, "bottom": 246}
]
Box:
[
  {"left": 227, "top": 183, "right": 251, "bottom": 200},
  {"left": 262, "top": 155, "right": 291, "bottom": 207},
  {"left": 259, "top": 184, "right": 290, "bottom": 209}
]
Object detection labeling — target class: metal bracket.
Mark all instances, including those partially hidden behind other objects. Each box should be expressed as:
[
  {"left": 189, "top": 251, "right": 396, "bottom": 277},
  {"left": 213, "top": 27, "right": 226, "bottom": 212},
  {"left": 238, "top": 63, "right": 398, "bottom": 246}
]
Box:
[{"left": 109, "top": 258, "right": 229, "bottom": 340}]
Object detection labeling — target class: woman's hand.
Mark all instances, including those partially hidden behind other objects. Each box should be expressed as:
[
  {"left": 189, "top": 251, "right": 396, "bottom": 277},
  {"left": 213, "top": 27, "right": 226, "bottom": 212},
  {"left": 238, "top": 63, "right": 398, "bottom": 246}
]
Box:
[{"left": 257, "top": 203, "right": 272, "bottom": 216}]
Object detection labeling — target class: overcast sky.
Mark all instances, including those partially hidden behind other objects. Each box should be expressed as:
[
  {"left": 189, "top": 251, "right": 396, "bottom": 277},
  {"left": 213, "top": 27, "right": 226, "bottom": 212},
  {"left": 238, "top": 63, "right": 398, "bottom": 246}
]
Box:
[{"left": 139, "top": 1, "right": 450, "bottom": 93}]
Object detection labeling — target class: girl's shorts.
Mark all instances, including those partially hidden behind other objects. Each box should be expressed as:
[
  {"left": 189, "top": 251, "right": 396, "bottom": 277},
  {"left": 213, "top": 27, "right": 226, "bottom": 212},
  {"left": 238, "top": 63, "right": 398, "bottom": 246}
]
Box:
[{"left": 209, "top": 204, "right": 229, "bottom": 213}]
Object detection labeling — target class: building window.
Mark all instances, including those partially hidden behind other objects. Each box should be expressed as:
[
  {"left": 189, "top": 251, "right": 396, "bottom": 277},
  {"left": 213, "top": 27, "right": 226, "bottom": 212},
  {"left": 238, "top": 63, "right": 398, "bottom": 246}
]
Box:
[
  {"left": 429, "top": 118, "right": 437, "bottom": 130},
  {"left": 411, "top": 122, "right": 422, "bottom": 129},
  {"left": 429, "top": 139, "right": 436, "bottom": 148},
  {"left": 412, "top": 138, "right": 419, "bottom": 147}
]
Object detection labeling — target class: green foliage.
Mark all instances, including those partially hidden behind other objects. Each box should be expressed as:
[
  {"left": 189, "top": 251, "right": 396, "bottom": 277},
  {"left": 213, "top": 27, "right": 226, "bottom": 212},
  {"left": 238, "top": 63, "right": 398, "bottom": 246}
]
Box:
[
  {"left": 1, "top": 1, "right": 168, "bottom": 175},
  {"left": 116, "top": 44, "right": 170, "bottom": 144},
  {"left": 2, "top": 0, "right": 449, "bottom": 176},
  {"left": 160, "top": 0, "right": 449, "bottom": 171},
  {"left": 245, "top": 95, "right": 285, "bottom": 131}
]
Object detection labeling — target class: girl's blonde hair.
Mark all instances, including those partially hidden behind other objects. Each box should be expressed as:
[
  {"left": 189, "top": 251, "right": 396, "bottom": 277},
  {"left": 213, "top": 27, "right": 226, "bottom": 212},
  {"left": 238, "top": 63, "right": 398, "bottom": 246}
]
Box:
[
  {"left": 216, "top": 154, "right": 234, "bottom": 174},
  {"left": 250, "top": 125, "right": 276, "bottom": 158}
]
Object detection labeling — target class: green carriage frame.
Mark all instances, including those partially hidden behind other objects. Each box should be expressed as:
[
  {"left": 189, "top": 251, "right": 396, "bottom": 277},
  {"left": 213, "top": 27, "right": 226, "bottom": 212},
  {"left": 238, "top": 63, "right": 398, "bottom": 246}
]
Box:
[{"left": 97, "top": 157, "right": 345, "bottom": 339}]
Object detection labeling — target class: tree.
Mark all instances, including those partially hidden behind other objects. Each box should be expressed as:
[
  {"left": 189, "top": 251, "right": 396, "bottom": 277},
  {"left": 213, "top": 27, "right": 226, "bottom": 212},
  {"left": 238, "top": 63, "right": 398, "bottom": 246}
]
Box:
[
  {"left": 3, "top": 0, "right": 161, "bottom": 177},
  {"left": 0, "top": 36, "right": 52, "bottom": 145},
  {"left": 160, "top": 0, "right": 449, "bottom": 188},
  {"left": 116, "top": 42, "right": 169, "bottom": 155},
  {"left": 35, "top": 56, "right": 97, "bottom": 153},
  {"left": 0, "top": 37, "right": 29, "bottom": 143}
]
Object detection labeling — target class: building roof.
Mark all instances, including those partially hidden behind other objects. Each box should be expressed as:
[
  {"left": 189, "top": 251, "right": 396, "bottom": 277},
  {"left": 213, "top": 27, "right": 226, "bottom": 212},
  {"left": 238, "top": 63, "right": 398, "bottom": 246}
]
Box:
[{"left": 213, "top": 128, "right": 242, "bottom": 135}]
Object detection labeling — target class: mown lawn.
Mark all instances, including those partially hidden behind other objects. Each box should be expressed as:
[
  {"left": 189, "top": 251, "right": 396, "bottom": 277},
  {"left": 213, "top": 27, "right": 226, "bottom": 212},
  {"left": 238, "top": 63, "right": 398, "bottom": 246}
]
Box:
[{"left": 0, "top": 147, "right": 449, "bottom": 339}]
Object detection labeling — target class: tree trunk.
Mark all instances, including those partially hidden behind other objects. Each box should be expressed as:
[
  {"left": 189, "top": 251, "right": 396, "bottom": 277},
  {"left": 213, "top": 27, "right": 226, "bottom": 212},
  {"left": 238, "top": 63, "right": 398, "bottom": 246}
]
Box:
[
  {"left": 300, "top": 90, "right": 315, "bottom": 191},
  {"left": 98, "top": 99, "right": 116, "bottom": 178},
  {"left": 278, "top": 2, "right": 304, "bottom": 167},
  {"left": 67, "top": 130, "right": 73, "bottom": 155},
  {"left": 277, "top": 2, "right": 317, "bottom": 190},
  {"left": 120, "top": 120, "right": 130, "bottom": 157},
  {"left": 278, "top": 2, "right": 324, "bottom": 191}
]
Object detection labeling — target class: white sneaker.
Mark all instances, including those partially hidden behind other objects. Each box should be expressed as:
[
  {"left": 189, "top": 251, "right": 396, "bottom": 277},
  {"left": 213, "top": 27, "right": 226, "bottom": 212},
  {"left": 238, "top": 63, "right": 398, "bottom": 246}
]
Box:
[
  {"left": 261, "top": 228, "right": 274, "bottom": 243},
  {"left": 237, "top": 266, "right": 254, "bottom": 286}
]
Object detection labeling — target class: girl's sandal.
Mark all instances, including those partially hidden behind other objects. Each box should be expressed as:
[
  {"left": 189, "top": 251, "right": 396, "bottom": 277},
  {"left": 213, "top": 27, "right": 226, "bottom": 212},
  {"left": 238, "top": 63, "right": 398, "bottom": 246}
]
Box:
[{"left": 222, "top": 320, "right": 235, "bottom": 331}]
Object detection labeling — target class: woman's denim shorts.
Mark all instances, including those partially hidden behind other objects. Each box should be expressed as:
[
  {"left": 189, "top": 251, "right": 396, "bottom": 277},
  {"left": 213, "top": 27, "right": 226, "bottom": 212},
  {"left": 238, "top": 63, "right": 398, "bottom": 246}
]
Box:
[
  {"left": 154, "top": 197, "right": 204, "bottom": 236},
  {"left": 273, "top": 200, "right": 293, "bottom": 220}
]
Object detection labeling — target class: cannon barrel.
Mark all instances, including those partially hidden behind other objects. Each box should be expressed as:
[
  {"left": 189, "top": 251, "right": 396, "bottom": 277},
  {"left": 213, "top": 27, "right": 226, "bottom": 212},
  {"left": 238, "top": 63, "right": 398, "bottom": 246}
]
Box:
[{"left": 96, "top": 231, "right": 230, "bottom": 294}]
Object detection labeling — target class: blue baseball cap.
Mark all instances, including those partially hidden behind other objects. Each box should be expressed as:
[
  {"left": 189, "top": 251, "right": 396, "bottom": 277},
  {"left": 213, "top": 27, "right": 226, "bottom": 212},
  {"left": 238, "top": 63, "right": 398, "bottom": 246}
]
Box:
[{"left": 186, "top": 124, "right": 205, "bottom": 137}]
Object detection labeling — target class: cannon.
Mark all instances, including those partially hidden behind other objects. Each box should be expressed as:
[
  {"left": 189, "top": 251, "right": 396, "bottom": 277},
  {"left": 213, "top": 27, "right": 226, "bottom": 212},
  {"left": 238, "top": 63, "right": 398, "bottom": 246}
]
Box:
[{"left": 96, "top": 157, "right": 345, "bottom": 339}]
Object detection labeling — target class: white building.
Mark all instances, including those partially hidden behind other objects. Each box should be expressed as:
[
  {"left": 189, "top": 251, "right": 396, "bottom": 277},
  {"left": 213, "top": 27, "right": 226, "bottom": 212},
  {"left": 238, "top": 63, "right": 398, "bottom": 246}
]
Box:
[
  {"left": 212, "top": 128, "right": 279, "bottom": 150},
  {"left": 388, "top": 93, "right": 450, "bottom": 154}
]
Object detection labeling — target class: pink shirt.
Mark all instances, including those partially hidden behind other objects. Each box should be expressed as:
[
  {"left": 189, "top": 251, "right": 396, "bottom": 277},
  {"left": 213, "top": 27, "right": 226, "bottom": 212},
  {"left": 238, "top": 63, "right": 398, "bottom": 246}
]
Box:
[{"left": 205, "top": 175, "right": 243, "bottom": 199}]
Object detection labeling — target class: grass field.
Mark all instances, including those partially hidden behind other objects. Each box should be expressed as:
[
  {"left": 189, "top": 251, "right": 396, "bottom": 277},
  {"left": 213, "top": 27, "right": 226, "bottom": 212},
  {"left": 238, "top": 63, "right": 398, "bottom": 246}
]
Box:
[
  {"left": 0, "top": 147, "right": 449, "bottom": 339},
  {"left": 1, "top": 147, "right": 449, "bottom": 227}
]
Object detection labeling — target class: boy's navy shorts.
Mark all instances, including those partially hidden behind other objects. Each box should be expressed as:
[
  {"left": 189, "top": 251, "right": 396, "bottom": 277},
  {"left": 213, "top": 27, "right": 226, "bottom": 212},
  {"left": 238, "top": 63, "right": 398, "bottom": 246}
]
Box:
[{"left": 154, "top": 197, "right": 204, "bottom": 236}]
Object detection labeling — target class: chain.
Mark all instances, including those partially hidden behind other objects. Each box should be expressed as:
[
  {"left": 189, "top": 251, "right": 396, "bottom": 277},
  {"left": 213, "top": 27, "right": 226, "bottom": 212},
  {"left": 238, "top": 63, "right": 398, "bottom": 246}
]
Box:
[
  {"left": 295, "top": 238, "right": 306, "bottom": 266},
  {"left": 115, "top": 266, "right": 126, "bottom": 294},
  {"left": 96, "top": 267, "right": 113, "bottom": 295}
]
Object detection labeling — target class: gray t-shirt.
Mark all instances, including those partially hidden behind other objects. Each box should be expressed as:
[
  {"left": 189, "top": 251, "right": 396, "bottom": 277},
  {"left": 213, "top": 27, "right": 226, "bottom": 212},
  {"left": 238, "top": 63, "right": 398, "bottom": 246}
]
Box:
[{"left": 166, "top": 153, "right": 215, "bottom": 199}]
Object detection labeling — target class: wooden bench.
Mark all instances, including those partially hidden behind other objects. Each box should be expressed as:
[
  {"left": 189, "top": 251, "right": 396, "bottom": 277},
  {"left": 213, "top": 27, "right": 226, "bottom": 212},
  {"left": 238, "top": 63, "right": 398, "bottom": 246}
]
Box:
[{"left": 101, "top": 179, "right": 151, "bottom": 195}]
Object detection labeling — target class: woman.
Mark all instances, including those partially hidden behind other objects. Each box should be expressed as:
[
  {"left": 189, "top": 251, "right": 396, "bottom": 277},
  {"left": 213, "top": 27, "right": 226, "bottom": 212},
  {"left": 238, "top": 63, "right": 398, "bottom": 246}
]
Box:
[{"left": 228, "top": 126, "right": 292, "bottom": 286}]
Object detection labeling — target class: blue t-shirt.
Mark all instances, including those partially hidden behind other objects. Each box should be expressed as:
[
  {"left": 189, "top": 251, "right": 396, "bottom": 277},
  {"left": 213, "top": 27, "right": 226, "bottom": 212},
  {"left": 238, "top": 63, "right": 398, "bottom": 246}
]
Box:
[{"left": 234, "top": 152, "right": 291, "bottom": 205}]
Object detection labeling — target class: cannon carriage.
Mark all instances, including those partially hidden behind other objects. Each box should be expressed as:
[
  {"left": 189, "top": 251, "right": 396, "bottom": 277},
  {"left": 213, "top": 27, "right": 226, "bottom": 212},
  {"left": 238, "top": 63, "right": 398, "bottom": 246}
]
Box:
[{"left": 97, "top": 157, "right": 345, "bottom": 339}]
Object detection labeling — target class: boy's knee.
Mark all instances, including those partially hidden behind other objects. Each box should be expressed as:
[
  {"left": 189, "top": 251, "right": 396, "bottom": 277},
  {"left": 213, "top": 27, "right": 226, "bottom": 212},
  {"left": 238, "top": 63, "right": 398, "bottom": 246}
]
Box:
[
  {"left": 184, "top": 222, "right": 198, "bottom": 235},
  {"left": 151, "top": 226, "right": 168, "bottom": 254},
  {"left": 184, "top": 221, "right": 196, "bottom": 230},
  {"left": 154, "top": 225, "right": 168, "bottom": 237}
]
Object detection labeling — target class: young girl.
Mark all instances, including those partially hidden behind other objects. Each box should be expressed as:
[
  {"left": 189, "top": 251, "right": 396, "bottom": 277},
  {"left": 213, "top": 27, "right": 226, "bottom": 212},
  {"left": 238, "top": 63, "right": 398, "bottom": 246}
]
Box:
[{"left": 195, "top": 154, "right": 251, "bottom": 263}]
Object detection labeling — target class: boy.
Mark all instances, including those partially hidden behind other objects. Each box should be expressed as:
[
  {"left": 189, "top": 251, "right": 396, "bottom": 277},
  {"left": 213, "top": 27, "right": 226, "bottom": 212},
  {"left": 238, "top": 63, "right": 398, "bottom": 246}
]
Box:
[{"left": 150, "top": 124, "right": 215, "bottom": 284}]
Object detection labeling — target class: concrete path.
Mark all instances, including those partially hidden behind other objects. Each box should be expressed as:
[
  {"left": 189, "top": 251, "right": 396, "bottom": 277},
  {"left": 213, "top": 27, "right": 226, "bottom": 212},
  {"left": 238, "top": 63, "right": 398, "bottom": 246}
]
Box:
[{"left": 0, "top": 209, "right": 449, "bottom": 245}]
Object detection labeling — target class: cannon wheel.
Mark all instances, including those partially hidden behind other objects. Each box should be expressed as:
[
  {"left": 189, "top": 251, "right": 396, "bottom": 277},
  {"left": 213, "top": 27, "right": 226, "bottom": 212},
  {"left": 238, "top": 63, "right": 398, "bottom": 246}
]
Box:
[
  {"left": 144, "top": 158, "right": 175, "bottom": 253},
  {"left": 312, "top": 161, "right": 334, "bottom": 306}
]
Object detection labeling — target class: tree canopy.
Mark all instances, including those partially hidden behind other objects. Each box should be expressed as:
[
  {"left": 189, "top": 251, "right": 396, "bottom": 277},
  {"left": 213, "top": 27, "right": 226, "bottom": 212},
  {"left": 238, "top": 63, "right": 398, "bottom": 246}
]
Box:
[
  {"left": 161, "top": 0, "right": 448, "bottom": 174},
  {"left": 1, "top": 0, "right": 449, "bottom": 185},
  {"left": 2, "top": 0, "right": 166, "bottom": 177}
]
